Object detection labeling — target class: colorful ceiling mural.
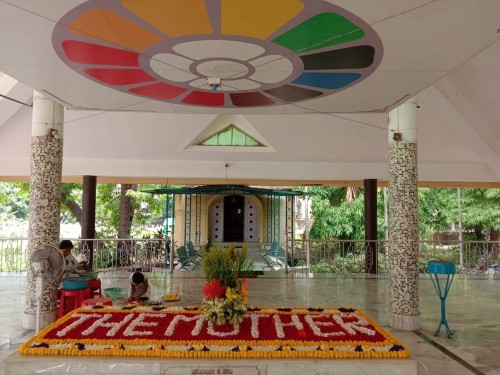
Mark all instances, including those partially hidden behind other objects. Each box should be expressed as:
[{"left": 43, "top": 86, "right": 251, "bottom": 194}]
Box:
[{"left": 53, "top": 0, "right": 383, "bottom": 108}]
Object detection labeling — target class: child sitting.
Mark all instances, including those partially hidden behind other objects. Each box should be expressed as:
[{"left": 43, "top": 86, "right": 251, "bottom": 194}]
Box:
[
  {"left": 76, "top": 254, "right": 91, "bottom": 271},
  {"left": 128, "top": 271, "right": 151, "bottom": 302}
]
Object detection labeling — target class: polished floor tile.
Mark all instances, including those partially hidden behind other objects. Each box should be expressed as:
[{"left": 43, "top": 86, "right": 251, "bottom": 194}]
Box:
[{"left": 1, "top": 271, "right": 499, "bottom": 374}]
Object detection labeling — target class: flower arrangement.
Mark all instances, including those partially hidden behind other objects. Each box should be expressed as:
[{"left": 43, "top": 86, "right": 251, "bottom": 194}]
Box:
[
  {"left": 201, "top": 244, "right": 254, "bottom": 325},
  {"left": 20, "top": 305, "right": 410, "bottom": 359}
]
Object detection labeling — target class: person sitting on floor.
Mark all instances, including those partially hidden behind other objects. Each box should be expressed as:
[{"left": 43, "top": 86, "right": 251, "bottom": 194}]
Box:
[
  {"left": 76, "top": 254, "right": 91, "bottom": 272},
  {"left": 128, "top": 271, "right": 151, "bottom": 302}
]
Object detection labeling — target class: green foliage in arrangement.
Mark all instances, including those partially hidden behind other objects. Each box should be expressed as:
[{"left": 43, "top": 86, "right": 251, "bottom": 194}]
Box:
[{"left": 201, "top": 244, "right": 254, "bottom": 289}]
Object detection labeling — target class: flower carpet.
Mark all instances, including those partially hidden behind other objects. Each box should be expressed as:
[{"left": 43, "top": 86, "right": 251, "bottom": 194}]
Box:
[{"left": 20, "top": 305, "right": 409, "bottom": 359}]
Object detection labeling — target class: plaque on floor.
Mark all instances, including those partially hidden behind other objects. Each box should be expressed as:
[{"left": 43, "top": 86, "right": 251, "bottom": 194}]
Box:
[{"left": 162, "top": 365, "right": 262, "bottom": 375}]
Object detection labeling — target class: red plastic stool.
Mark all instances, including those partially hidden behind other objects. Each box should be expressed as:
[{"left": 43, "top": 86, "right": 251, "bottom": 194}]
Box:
[
  {"left": 58, "top": 288, "right": 91, "bottom": 318},
  {"left": 82, "top": 297, "right": 113, "bottom": 307},
  {"left": 87, "top": 279, "right": 102, "bottom": 298}
]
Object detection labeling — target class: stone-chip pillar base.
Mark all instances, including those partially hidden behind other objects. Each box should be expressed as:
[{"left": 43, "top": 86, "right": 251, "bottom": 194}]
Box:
[
  {"left": 23, "top": 310, "right": 58, "bottom": 332},
  {"left": 390, "top": 312, "right": 421, "bottom": 331}
]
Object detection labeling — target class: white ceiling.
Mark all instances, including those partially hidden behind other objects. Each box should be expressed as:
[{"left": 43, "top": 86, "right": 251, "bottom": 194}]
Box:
[{"left": 0, "top": 1, "right": 499, "bottom": 186}]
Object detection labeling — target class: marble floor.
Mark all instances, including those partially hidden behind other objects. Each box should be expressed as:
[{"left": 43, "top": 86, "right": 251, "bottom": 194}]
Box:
[{"left": 0, "top": 270, "right": 499, "bottom": 374}]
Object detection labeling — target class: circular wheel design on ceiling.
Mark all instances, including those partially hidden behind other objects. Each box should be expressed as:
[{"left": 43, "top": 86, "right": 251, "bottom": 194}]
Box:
[{"left": 53, "top": 0, "right": 383, "bottom": 108}]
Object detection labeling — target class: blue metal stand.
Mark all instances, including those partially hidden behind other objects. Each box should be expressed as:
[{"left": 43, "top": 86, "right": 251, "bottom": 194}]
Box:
[{"left": 428, "top": 261, "right": 456, "bottom": 338}]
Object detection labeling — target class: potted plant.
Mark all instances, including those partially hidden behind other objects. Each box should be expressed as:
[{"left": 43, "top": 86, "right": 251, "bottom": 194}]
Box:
[{"left": 201, "top": 244, "right": 254, "bottom": 325}]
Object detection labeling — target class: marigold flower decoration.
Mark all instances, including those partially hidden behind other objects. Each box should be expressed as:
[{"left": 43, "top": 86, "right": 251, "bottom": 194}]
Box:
[
  {"left": 201, "top": 244, "right": 254, "bottom": 325},
  {"left": 239, "top": 279, "right": 249, "bottom": 304}
]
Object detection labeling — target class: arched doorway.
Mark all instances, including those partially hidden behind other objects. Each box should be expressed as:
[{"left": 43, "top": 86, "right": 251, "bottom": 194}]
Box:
[
  {"left": 146, "top": 185, "right": 300, "bottom": 247},
  {"left": 209, "top": 195, "right": 260, "bottom": 243},
  {"left": 224, "top": 195, "right": 244, "bottom": 242}
]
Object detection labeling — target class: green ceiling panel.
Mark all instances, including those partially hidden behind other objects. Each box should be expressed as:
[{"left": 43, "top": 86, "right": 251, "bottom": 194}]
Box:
[{"left": 272, "top": 13, "right": 364, "bottom": 53}]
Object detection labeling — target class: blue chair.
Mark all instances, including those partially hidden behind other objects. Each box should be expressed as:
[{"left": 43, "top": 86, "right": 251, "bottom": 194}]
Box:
[
  {"left": 261, "top": 241, "right": 278, "bottom": 257},
  {"left": 262, "top": 242, "right": 286, "bottom": 267},
  {"left": 187, "top": 241, "right": 203, "bottom": 258},
  {"left": 176, "top": 246, "right": 199, "bottom": 270}
]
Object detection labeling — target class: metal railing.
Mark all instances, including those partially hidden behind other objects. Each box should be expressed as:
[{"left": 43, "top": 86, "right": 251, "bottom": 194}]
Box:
[
  {"left": 289, "top": 239, "right": 388, "bottom": 275},
  {"left": 288, "top": 239, "right": 500, "bottom": 276},
  {"left": 0, "top": 238, "right": 170, "bottom": 273},
  {"left": 1, "top": 237, "right": 499, "bottom": 275},
  {"left": 0, "top": 237, "right": 29, "bottom": 272},
  {"left": 74, "top": 238, "right": 170, "bottom": 271}
]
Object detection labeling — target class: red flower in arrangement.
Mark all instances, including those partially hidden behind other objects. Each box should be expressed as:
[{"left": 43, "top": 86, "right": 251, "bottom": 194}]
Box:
[{"left": 203, "top": 279, "right": 226, "bottom": 300}]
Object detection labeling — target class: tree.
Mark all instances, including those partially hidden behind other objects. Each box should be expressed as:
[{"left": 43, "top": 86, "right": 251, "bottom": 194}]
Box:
[
  {"left": 95, "top": 183, "right": 165, "bottom": 238},
  {"left": 59, "top": 183, "right": 83, "bottom": 224},
  {"left": 307, "top": 186, "right": 366, "bottom": 240},
  {"left": 126, "top": 186, "right": 167, "bottom": 235},
  {"left": 417, "top": 188, "right": 457, "bottom": 238},
  {"left": 460, "top": 189, "right": 500, "bottom": 240},
  {"left": 10, "top": 182, "right": 166, "bottom": 238},
  {"left": 306, "top": 187, "right": 461, "bottom": 241},
  {"left": 0, "top": 182, "right": 29, "bottom": 220},
  {"left": 15, "top": 182, "right": 82, "bottom": 225},
  {"left": 118, "top": 184, "right": 137, "bottom": 239}
]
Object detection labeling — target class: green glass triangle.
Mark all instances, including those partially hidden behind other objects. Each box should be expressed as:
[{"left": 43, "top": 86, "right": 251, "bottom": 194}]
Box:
[
  {"left": 199, "top": 125, "right": 264, "bottom": 147},
  {"left": 245, "top": 137, "right": 258, "bottom": 146},
  {"left": 233, "top": 131, "right": 246, "bottom": 146},
  {"left": 218, "top": 128, "right": 232, "bottom": 145},
  {"left": 202, "top": 137, "right": 218, "bottom": 146}
]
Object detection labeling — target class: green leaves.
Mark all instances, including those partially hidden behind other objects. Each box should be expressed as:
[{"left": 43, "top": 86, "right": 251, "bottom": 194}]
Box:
[
  {"left": 0, "top": 182, "right": 29, "bottom": 220},
  {"left": 308, "top": 187, "right": 366, "bottom": 240},
  {"left": 201, "top": 244, "right": 254, "bottom": 289}
]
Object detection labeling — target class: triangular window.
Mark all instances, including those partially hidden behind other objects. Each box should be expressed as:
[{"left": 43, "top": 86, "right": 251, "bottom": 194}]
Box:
[{"left": 199, "top": 125, "right": 263, "bottom": 147}]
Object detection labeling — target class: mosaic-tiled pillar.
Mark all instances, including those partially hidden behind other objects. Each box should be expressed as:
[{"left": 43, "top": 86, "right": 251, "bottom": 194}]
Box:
[
  {"left": 388, "top": 99, "right": 421, "bottom": 331},
  {"left": 22, "top": 92, "right": 64, "bottom": 330}
]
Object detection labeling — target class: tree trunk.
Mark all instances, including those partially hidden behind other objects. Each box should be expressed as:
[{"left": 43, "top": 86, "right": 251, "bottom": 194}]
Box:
[
  {"left": 489, "top": 228, "right": 499, "bottom": 261},
  {"left": 490, "top": 228, "right": 498, "bottom": 242},
  {"left": 60, "top": 189, "right": 82, "bottom": 224},
  {"left": 345, "top": 186, "right": 359, "bottom": 204},
  {"left": 117, "top": 184, "right": 137, "bottom": 267},
  {"left": 118, "top": 184, "right": 136, "bottom": 238},
  {"left": 60, "top": 187, "right": 100, "bottom": 238}
]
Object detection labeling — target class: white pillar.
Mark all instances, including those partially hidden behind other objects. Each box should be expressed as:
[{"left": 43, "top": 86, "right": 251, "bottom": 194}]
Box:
[
  {"left": 388, "top": 98, "right": 421, "bottom": 331},
  {"left": 23, "top": 91, "right": 64, "bottom": 329}
]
